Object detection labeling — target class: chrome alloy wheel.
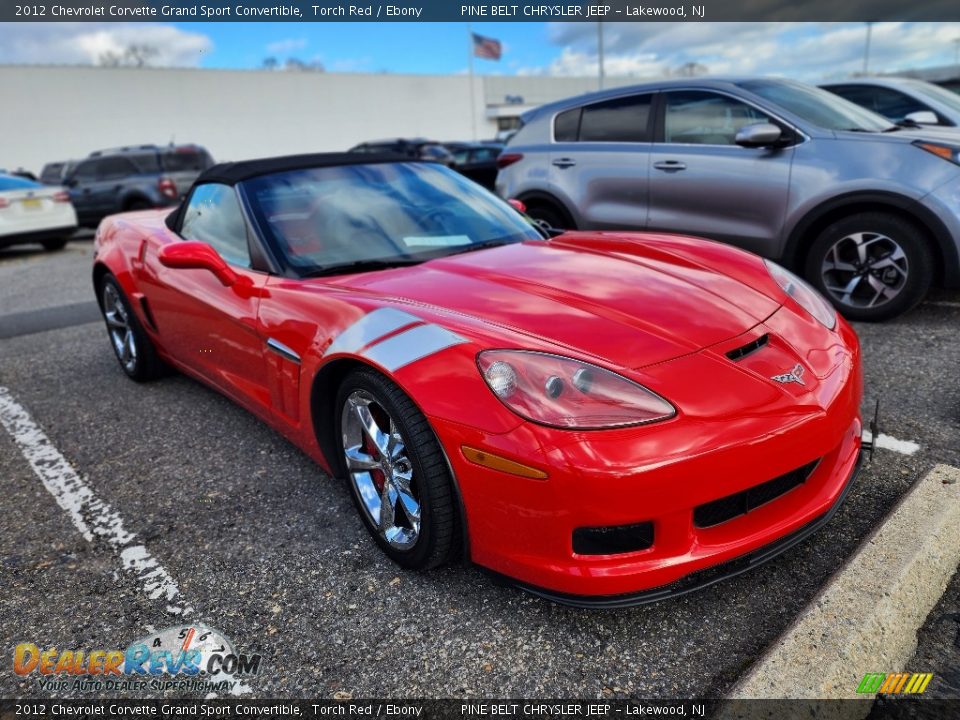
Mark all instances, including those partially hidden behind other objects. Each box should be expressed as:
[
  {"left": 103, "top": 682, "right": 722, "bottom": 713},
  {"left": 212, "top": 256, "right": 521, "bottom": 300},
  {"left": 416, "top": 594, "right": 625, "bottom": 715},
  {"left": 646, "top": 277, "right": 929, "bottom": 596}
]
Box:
[
  {"left": 102, "top": 284, "right": 137, "bottom": 373},
  {"left": 820, "top": 231, "right": 908, "bottom": 309},
  {"left": 341, "top": 390, "right": 421, "bottom": 550}
]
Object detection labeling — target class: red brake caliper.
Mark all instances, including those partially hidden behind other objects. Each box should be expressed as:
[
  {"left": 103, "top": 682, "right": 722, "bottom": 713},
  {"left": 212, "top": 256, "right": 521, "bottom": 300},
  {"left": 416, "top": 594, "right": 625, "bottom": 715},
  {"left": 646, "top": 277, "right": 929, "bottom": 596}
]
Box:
[{"left": 363, "top": 431, "right": 386, "bottom": 492}]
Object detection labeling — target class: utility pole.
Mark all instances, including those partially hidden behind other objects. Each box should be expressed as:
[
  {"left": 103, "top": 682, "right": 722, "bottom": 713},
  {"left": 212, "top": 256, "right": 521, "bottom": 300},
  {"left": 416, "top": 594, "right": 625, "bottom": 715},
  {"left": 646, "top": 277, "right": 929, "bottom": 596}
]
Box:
[
  {"left": 862, "top": 22, "right": 874, "bottom": 76},
  {"left": 597, "top": 22, "right": 605, "bottom": 90}
]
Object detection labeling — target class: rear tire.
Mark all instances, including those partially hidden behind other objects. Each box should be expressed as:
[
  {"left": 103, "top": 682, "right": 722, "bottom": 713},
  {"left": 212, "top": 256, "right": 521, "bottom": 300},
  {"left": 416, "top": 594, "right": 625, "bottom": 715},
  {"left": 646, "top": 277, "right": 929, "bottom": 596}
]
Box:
[
  {"left": 525, "top": 202, "right": 574, "bottom": 231},
  {"left": 98, "top": 274, "right": 166, "bottom": 381},
  {"left": 334, "top": 367, "right": 459, "bottom": 570},
  {"left": 804, "top": 212, "right": 932, "bottom": 322},
  {"left": 42, "top": 238, "right": 68, "bottom": 252}
]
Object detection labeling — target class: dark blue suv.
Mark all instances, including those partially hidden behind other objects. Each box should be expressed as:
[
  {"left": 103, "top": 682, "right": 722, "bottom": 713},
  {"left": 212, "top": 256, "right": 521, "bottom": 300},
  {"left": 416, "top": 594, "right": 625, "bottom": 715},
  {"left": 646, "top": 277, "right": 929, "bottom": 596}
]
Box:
[{"left": 60, "top": 144, "right": 214, "bottom": 227}]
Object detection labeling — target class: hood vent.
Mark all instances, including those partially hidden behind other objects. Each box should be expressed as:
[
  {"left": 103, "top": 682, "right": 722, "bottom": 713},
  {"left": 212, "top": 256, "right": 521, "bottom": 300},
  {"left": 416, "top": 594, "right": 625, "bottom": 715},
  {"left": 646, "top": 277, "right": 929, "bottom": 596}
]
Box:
[{"left": 726, "top": 334, "right": 769, "bottom": 362}]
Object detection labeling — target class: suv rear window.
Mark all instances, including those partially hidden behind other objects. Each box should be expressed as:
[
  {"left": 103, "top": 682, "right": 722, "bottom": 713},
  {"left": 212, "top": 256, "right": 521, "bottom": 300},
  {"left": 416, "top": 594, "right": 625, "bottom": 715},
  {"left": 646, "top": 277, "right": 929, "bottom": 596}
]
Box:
[
  {"left": 162, "top": 150, "right": 213, "bottom": 173},
  {"left": 554, "top": 94, "right": 652, "bottom": 143}
]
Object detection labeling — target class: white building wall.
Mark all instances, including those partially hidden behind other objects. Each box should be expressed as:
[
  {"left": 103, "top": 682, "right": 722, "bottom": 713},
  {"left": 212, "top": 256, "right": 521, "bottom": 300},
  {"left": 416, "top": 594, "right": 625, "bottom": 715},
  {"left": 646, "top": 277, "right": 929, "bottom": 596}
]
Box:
[
  {"left": 1, "top": 65, "right": 490, "bottom": 174},
  {"left": 1, "top": 65, "right": 653, "bottom": 175}
]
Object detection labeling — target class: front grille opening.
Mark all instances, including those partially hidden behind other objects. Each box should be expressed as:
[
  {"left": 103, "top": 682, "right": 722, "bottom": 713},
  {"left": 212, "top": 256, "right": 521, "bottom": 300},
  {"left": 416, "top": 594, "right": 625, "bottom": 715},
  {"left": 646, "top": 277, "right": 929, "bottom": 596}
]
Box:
[
  {"left": 573, "top": 522, "right": 654, "bottom": 555},
  {"left": 694, "top": 459, "right": 821, "bottom": 529},
  {"left": 726, "top": 334, "right": 769, "bottom": 361}
]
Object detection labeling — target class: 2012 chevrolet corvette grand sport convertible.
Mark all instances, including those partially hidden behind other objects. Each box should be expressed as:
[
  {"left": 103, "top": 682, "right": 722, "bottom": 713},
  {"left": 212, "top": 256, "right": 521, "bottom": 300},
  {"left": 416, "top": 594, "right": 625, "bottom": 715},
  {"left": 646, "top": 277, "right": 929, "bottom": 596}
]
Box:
[{"left": 93, "top": 153, "right": 863, "bottom": 606}]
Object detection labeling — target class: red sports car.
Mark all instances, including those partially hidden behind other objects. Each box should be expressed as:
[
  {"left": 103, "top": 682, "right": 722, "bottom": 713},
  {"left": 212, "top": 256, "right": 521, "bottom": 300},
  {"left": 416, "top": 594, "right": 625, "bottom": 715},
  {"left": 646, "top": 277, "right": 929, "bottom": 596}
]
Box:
[{"left": 93, "top": 153, "right": 863, "bottom": 606}]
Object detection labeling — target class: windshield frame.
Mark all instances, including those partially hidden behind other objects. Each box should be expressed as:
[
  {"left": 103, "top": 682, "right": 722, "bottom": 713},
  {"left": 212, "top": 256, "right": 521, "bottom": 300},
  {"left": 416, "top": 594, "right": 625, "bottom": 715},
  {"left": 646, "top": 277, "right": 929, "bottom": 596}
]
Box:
[
  {"left": 740, "top": 78, "right": 896, "bottom": 133},
  {"left": 237, "top": 161, "right": 545, "bottom": 279}
]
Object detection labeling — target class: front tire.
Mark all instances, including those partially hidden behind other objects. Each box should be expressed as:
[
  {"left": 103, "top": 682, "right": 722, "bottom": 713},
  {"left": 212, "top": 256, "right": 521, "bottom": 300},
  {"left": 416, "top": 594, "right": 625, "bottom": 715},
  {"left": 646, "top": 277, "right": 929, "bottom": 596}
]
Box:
[
  {"left": 804, "top": 212, "right": 932, "bottom": 322},
  {"left": 525, "top": 201, "right": 573, "bottom": 231},
  {"left": 334, "top": 368, "right": 459, "bottom": 570},
  {"left": 98, "top": 275, "right": 166, "bottom": 381}
]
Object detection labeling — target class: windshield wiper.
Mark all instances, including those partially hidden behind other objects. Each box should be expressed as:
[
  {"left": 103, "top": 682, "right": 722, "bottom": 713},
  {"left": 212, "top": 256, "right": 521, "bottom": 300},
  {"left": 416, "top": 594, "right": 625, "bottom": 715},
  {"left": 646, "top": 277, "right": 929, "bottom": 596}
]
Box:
[
  {"left": 300, "top": 257, "right": 425, "bottom": 278},
  {"left": 444, "top": 238, "right": 514, "bottom": 257}
]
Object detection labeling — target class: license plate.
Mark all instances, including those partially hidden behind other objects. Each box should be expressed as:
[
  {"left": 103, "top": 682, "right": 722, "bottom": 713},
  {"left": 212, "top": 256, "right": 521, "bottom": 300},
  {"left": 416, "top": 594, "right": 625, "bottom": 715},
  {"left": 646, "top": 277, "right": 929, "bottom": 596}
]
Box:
[{"left": 21, "top": 198, "right": 42, "bottom": 210}]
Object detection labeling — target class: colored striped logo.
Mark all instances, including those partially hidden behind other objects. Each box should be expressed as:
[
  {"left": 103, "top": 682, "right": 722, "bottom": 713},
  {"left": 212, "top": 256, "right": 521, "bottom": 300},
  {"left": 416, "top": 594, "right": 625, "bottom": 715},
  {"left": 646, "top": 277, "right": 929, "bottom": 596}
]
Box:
[{"left": 857, "top": 672, "right": 933, "bottom": 694}]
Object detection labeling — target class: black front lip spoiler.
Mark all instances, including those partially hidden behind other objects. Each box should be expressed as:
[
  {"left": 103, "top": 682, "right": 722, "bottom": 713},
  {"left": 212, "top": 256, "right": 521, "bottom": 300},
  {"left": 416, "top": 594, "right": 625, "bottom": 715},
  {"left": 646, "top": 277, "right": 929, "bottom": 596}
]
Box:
[{"left": 505, "top": 450, "right": 863, "bottom": 609}]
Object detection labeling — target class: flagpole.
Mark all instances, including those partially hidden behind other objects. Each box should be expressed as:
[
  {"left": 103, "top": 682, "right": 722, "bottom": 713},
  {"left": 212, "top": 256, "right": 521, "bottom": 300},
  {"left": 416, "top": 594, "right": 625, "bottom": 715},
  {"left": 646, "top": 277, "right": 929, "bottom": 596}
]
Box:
[
  {"left": 467, "top": 23, "right": 478, "bottom": 140},
  {"left": 597, "top": 22, "right": 605, "bottom": 90}
]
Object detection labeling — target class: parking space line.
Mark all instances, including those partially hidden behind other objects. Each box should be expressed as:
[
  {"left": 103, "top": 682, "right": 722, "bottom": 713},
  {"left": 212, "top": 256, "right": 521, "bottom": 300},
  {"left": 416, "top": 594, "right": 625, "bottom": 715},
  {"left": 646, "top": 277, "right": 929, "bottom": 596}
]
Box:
[
  {"left": 862, "top": 430, "right": 920, "bottom": 456},
  {"left": 0, "top": 385, "right": 192, "bottom": 616},
  {"left": 0, "top": 385, "right": 254, "bottom": 696}
]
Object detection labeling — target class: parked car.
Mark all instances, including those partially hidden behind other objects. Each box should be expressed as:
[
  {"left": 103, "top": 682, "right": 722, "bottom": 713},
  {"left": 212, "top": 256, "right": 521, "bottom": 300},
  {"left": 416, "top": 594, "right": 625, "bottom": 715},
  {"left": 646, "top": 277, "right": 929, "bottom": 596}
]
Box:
[
  {"left": 0, "top": 173, "right": 77, "bottom": 251},
  {"left": 498, "top": 77, "right": 960, "bottom": 321},
  {"left": 821, "top": 77, "right": 960, "bottom": 128},
  {"left": 442, "top": 141, "right": 503, "bottom": 190},
  {"left": 39, "top": 161, "right": 75, "bottom": 186},
  {"left": 93, "top": 152, "right": 861, "bottom": 605},
  {"left": 349, "top": 138, "right": 454, "bottom": 166},
  {"left": 62, "top": 144, "right": 214, "bottom": 227},
  {"left": 1, "top": 167, "right": 39, "bottom": 182}
]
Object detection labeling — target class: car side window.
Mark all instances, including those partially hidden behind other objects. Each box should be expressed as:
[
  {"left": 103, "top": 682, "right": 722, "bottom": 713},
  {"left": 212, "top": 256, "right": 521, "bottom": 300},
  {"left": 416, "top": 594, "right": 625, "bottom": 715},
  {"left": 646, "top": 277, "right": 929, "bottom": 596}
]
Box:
[
  {"left": 97, "top": 157, "right": 138, "bottom": 181},
  {"left": 869, "top": 87, "right": 931, "bottom": 122},
  {"left": 179, "top": 184, "right": 251, "bottom": 268},
  {"left": 579, "top": 94, "right": 652, "bottom": 142},
  {"left": 554, "top": 108, "right": 582, "bottom": 141},
  {"left": 73, "top": 161, "right": 98, "bottom": 183},
  {"left": 664, "top": 91, "right": 772, "bottom": 145}
]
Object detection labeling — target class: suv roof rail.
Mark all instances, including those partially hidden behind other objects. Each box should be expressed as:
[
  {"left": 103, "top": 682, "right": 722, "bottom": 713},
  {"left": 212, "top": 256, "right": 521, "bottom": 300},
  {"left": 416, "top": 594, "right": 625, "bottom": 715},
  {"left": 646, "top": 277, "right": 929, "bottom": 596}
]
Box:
[{"left": 88, "top": 144, "right": 162, "bottom": 157}]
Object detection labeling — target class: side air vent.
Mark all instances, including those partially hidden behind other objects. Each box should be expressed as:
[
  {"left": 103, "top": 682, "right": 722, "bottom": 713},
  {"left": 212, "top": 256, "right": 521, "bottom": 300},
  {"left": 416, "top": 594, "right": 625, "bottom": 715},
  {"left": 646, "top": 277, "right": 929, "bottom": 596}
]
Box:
[{"left": 726, "top": 334, "right": 769, "bottom": 361}]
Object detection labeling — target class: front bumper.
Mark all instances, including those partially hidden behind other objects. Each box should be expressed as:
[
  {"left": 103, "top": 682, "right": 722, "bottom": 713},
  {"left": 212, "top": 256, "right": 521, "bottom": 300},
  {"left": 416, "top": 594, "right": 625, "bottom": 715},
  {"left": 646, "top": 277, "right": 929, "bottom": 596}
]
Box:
[
  {"left": 507, "top": 449, "right": 861, "bottom": 608},
  {"left": 431, "top": 311, "right": 863, "bottom": 601}
]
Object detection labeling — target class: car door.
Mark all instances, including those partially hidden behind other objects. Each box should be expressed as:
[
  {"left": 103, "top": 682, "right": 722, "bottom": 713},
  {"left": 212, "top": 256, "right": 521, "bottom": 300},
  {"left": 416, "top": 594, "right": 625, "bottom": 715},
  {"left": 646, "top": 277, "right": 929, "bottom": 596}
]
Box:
[
  {"left": 139, "top": 183, "right": 272, "bottom": 414},
  {"left": 66, "top": 160, "right": 103, "bottom": 224},
  {"left": 647, "top": 89, "right": 795, "bottom": 256},
  {"left": 550, "top": 93, "right": 654, "bottom": 230},
  {"left": 95, "top": 157, "right": 140, "bottom": 213}
]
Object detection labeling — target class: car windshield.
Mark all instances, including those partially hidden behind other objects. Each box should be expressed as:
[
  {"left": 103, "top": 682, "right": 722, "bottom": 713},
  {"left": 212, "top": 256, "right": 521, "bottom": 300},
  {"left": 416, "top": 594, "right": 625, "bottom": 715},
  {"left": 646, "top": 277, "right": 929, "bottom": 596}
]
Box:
[
  {"left": 903, "top": 79, "right": 960, "bottom": 114},
  {"left": 241, "top": 161, "right": 543, "bottom": 276},
  {"left": 0, "top": 175, "right": 42, "bottom": 191},
  {"left": 740, "top": 79, "right": 895, "bottom": 132}
]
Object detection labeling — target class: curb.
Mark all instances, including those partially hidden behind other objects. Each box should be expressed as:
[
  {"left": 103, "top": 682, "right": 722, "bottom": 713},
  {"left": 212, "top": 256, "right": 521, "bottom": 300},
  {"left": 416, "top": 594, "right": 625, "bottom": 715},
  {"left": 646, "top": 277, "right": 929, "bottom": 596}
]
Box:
[{"left": 724, "top": 463, "right": 960, "bottom": 712}]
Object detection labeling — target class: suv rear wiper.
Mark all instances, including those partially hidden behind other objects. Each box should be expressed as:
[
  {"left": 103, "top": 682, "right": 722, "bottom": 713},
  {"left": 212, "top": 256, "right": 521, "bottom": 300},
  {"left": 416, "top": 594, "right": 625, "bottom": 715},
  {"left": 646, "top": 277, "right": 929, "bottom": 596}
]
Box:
[{"left": 301, "top": 258, "right": 425, "bottom": 278}]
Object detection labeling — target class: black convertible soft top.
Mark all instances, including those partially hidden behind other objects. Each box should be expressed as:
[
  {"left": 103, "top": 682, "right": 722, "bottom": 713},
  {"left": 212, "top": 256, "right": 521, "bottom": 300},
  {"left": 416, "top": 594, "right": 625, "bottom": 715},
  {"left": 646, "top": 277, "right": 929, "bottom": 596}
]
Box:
[
  {"left": 165, "top": 152, "right": 414, "bottom": 231},
  {"left": 195, "top": 152, "right": 410, "bottom": 185}
]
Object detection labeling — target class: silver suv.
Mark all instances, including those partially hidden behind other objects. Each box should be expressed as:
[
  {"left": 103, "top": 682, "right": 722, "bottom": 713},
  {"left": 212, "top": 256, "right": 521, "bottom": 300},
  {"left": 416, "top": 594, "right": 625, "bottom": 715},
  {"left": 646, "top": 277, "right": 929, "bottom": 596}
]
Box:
[{"left": 496, "top": 78, "right": 960, "bottom": 321}]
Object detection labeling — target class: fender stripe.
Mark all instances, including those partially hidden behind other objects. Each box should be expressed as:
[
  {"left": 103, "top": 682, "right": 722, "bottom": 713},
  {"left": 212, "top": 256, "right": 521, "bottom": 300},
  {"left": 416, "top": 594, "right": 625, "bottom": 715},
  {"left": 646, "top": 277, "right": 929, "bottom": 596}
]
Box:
[
  {"left": 362, "top": 323, "right": 467, "bottom": 371},
  {"left": 324, "top": 307, "right": 422, "bottom": 357}
]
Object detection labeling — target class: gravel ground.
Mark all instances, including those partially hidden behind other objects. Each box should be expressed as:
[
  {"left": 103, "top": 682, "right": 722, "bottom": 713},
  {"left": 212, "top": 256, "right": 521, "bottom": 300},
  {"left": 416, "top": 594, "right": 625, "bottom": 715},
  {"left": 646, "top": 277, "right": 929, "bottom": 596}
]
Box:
[{"left": 0, "top": 240, "right": 958, "bottom": 701}]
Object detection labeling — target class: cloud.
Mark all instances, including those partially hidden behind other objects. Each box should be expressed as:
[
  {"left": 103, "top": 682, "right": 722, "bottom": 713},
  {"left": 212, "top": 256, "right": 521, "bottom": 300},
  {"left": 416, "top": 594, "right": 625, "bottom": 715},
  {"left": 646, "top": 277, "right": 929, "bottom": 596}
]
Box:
[
  {"left": 265, "top": 38, "right": 308, "bottom": 55},
  {"left": 0, "top": 22, "right": 212, "bottom": 67},
  {"left": 528, "top": 22, "right": 960, "bottom": 81}
]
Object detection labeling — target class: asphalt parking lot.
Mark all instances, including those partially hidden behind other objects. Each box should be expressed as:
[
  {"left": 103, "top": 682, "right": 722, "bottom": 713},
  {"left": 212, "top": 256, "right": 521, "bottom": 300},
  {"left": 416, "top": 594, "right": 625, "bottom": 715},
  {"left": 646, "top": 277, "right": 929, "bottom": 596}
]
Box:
[{"left": 1, "top": 237, "right": 959, "bottom": 700}]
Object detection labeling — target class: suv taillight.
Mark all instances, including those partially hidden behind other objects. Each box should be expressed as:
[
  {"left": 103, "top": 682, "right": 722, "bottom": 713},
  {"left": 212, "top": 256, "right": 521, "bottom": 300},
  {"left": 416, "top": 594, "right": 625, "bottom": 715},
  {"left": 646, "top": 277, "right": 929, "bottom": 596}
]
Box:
[
  {"left": 158, "top": 177, "right": 178, "bottom": 200},
  {"left": 0, "top": 198, "right": 9, "bottom": 209},
  {"left": 52, "top": 191, "right": 71, "bottom": 203},
  {"left": 496, "top": 153, "right": 523, "bottom": 169}
]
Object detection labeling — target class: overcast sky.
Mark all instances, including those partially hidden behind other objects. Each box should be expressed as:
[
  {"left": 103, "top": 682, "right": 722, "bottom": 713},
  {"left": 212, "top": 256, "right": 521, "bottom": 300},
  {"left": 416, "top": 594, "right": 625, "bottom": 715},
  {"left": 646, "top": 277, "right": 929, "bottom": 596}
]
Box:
[{"left": 1, "top": 22, "right": 959, "bottom": 81}]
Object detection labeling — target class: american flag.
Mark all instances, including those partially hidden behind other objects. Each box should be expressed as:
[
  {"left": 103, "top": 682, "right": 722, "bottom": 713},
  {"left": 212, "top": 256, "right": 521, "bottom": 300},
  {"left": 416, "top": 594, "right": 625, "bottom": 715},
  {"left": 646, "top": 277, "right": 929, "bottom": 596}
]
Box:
[{"left": 472, "top": 32, "right": 502, "bottom": 61}]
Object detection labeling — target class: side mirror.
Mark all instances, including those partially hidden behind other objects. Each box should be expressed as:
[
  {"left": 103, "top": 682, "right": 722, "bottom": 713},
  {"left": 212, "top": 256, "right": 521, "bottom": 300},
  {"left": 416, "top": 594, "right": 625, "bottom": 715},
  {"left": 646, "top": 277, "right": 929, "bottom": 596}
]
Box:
[
  {"left": 735, "top": 123, "right": 783, "bottom": 148},
  {"left": 158, "top": 241, "right": 239, "bottom": 287},
  {"left": 904, "top": 110, "right": 939, "bottom": 126}
]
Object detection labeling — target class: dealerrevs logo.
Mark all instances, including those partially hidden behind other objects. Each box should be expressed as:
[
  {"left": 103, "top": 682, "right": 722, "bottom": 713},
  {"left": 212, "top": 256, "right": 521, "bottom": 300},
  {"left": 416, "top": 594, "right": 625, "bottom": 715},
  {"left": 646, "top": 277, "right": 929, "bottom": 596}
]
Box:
[{"left": 13, "top": 624, "right": 261, "bottom": 694}]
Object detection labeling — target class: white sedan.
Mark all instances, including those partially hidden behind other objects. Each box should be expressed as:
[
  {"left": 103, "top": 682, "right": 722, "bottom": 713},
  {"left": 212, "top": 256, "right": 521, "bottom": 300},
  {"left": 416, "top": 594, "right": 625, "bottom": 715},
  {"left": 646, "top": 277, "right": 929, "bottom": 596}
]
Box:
[{"left": 0, "top": 173, "right": 78, "bottom": 251}]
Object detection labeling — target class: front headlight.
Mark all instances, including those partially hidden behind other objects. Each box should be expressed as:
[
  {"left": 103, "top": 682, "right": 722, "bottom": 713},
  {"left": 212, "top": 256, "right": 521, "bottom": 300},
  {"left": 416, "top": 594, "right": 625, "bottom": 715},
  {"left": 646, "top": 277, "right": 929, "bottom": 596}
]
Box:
[
  {"left": 477, "top": 350, "right": 676, "bottom": 430},
  {"left": 764, "top": 259, "right": 837, "bottom": 330}
]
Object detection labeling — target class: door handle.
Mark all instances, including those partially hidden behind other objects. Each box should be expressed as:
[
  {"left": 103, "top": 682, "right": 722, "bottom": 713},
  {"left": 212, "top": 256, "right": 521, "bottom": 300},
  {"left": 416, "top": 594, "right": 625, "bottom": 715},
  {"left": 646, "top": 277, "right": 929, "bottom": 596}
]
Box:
[
  {"left": 552, "top": 158, "right": 576, "bottom": 169},
  {"left": 653, "top": 160, "right": 687, "bottom": 172}
]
